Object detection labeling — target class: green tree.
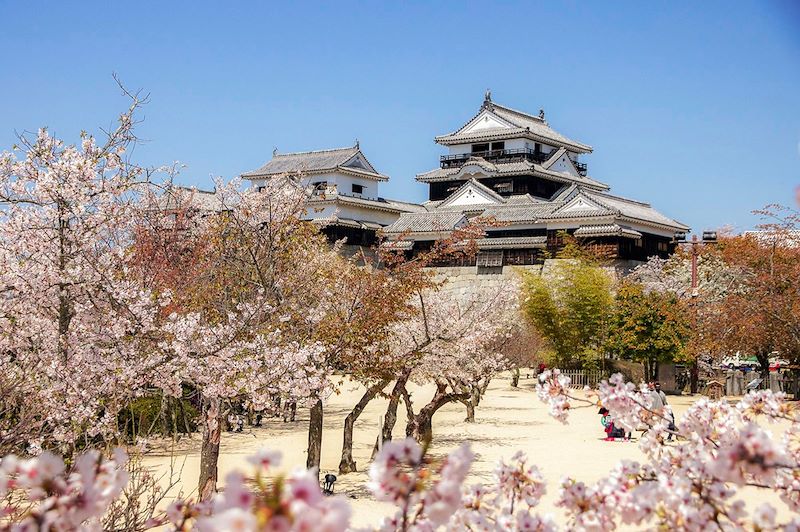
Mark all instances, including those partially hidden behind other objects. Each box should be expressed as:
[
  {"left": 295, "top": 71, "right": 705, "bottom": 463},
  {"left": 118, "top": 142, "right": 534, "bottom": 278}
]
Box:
[
  {"left": 521, "top": 260, "right": 613, "bottom": 369},
  {"left": 606, "top": 282, "right": 691, "bottom": 380}
]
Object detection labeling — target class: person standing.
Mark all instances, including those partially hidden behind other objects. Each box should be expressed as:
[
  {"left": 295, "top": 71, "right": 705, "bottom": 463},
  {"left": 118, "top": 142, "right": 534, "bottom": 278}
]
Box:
[
  {"left": 648, "top": 382, "right": 665, "bottom": 411},
  {"left": 654, "top": 382, "right": 668, "bottom": 406}
]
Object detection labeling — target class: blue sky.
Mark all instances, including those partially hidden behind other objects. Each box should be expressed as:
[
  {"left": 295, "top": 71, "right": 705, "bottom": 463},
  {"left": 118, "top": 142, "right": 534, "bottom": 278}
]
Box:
[{"left": 1, "top": 1, "right": 798, "bottom": 232}]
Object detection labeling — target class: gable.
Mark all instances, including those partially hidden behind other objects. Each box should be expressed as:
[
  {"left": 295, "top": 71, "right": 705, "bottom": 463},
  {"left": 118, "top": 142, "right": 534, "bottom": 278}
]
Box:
[
  {"left": 453, "top": 161, "right": 495, "bottom": 180},
  {"left": 341, "top": 151, "right": 377, "bottom": 174},
  {"left": 549, "top": 153, "right": 579, "bottom": 177},
  {"left": 461, "top": 109, "right": 514, "bottom": 134},
  {"left": 440, "top": 180, "right": 504, "bottom": 208},
  {"left": 558, "top": 194, "right": 607, "bottom": 215}
]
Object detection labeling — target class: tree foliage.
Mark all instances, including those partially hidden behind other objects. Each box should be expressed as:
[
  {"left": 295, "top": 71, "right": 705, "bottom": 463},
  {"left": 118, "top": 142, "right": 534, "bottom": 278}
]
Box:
[
  {"left": 521, "top": 260, "right": 613, "bottom": 369},
  {"left": 605, "top": 281, "right": 691, "bottom": 380}
]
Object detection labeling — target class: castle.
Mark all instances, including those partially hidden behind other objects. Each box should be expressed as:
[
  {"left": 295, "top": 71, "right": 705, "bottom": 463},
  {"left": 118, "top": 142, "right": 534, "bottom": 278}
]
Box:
[{"left": 242, "top": 93, "right": 688, "bottom": 270}]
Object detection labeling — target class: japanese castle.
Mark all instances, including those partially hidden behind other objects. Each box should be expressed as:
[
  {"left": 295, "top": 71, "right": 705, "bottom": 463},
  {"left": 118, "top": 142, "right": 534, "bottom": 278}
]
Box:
[{"left": 242, "top": 93, "right": 688, "bottom": 267}]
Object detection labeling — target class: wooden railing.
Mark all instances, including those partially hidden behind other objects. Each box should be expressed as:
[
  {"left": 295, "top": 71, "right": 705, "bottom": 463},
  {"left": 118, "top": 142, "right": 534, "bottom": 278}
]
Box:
[
  {"left": 439, "top": 148, "right": 553, "bottom": 168},
  {"left": 557, "top": 369, "right": 608, "bottom": 389}
]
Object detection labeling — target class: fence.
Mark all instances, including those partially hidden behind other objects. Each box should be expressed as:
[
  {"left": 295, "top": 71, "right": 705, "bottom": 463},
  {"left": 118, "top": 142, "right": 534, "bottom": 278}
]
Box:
[
  {"left": 723, "top": 371, "right": 799, "bottom": 397},
  {"left": 558, "top": 369, "right": 607, "bottom": 389}
]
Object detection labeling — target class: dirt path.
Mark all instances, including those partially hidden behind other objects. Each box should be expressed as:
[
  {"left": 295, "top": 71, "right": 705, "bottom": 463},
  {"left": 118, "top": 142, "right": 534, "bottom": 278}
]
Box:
[{"left": 142, "top": 373, "right": 788, "bottom": 528}]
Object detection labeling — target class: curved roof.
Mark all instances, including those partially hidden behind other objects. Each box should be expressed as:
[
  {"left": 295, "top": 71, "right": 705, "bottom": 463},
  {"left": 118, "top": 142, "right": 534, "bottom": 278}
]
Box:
[
  {"left": 242, "top": 145, "right": 388, "bottom": 181},
  {"left": 435, "top": 99, "right": 592, "bottom": 153},
  {"left": 416, "top": 156, "right": 609, "bottom": 191}
]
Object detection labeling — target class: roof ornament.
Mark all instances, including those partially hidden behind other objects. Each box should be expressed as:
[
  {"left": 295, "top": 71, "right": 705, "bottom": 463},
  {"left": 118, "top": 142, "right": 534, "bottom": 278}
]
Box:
[
  {"left": 538, "top": 108, "right": 545, "bottom": 120},
  {"left": 272, "top": 147, "right": 278, "bottom": 157},
  {"left": 483, "top": 89, "right": 493, "bottom": 110},
  {"left": 354, "top": 138, "right": 359, "bottom": 149}
]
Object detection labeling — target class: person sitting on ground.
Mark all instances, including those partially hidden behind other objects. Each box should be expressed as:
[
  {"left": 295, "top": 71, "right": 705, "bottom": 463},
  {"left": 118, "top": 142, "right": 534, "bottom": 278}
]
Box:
[{"left": 599, "top": 407, "right": 616, "bottom": 441}]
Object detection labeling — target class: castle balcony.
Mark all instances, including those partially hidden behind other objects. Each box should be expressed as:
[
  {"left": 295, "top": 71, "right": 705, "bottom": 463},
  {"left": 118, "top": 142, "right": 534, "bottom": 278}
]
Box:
[{"left": 440, "top": 148, "right": 588, "bottom": 176}]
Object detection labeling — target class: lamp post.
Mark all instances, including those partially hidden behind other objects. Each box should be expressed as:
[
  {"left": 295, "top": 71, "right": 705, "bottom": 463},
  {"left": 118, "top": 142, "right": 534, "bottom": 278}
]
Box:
[{"left": 676, "top": 231, "right": 717, "bottom": 393}]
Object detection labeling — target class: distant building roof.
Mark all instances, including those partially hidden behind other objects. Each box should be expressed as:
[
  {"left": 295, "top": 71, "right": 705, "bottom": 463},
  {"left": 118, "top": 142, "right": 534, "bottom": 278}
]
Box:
[
  {"left": 383, "top": 183, "right": 688, "bottom": 240},
  {"left": 435, "top": 97, "right": 592, "bottom": 153},
  {"left": 476, "top": 236, "right": 548, "bottom": 249},
  {"left": 156, "top": 186, "right": 229, "bottom": 212},
  {"left": 574, "top": 224, "right": 643, "bottom": 239},
  {"left": 242, "top": 145, "right": 389, "bottom": 181},
  {"left": 382, "top": 211, "right": 467, "bottom": 234},
  {"left": 308, "top": 192, "right": 426, "bottom": 214}
]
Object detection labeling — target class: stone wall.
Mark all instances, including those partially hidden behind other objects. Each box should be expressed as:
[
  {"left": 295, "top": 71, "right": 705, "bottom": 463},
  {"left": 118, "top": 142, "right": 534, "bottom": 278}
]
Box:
[
  {"left": 427, "top": 258, "right": 643, "bottom": 294},
  {"left": 427, "top": 264, "right": 542, "bottom": 295}
]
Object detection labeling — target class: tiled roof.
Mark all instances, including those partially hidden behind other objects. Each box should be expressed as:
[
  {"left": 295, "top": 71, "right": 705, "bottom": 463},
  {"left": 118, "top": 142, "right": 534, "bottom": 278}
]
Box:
[
  {"left": 583, "top": 190, "right": 690, "bottom": 231},
  {"left": 312, "top": 216, "right": 384, "bottom": 230},
  {"left": 242, "top": 145, "right": 388, "bottom": 181},
  {"left": 308, "top": 193, "right": 423, "bottom": 214},
  {"left": 574, "top": 224, "right": 642, "bottom": 239},
  {"left": 382, "top": 211, "right": 467, "bottom": 234},
  {"left": 386, "top": 184, "right": 687, "bottom": 240},
  {"left": 415, "top": 158, "right": 609, "bottom": 190},
  {"left": 435, "top": 100, "right": 592, "bottom": 153},
  {"left": 540, "top": 147, "right": 567, "bottom": 170},
  {"left": 482, "top": 203, "right": 561, "bottom": 223},
  {"left": 437, "top": 179, "right": 505, "bottom": 208},
  {"left": 157, "top": 186, "right": 229, "bottom": 212},
  {"left": 476, "top": 236, "right": 547, "bottom": 249},
  {"left": 379, "top": 240, "right": 414, "bottom": 251}
]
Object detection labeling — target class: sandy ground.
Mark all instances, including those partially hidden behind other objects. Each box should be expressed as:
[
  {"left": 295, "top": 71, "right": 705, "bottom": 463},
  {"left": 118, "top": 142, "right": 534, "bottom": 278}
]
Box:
[{"left": 142, "top": 373, "right": 788, "bottom": 528}]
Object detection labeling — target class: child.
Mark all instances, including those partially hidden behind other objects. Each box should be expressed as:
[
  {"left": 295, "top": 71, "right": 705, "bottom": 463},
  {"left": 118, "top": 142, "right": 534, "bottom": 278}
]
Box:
[
  {"left": 599, "top": 407, "right": 628, "bottom": 440},
  {"left": 599, "top": 407, "right": 615, "bottom": 441}
]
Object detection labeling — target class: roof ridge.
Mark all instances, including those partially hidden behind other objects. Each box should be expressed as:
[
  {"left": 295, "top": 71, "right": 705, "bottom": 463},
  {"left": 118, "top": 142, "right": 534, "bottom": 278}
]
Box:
[
  {"left": 541, "top": 147, "right": 567, "bottom": 170},
  {"left": 491, "top": 102, "right": 546, "bottom": 123},
  {"left": 589, "top": 189, "right": 652, "bottom": 207},
  {"left": 172, "top": 185, "right": 217, "bottom": 195},
  {"left": 275, "top": 145, "right": 358, "bottom": 157}
]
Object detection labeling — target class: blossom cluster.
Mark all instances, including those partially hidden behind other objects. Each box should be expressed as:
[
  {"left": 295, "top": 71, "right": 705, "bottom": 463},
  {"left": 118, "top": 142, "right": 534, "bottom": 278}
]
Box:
[
  {"left": 4, "top": 405, "right": 798, "bottom": 531},
  {"left": 0, "top": 449, "right": 128, "bottom": 530},
  {"left": 536, "top": 370, "right": 800, "bottom": 530}
]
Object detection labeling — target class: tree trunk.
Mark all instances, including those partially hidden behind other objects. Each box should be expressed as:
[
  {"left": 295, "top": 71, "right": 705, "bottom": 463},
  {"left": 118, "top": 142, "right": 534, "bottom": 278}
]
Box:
[
  {"left": 307, "top": 398, "right": 323, "bottom": 473},
  {"left": 511, "top": 367, "right": 520, "bottom": 387},
  {"left": 689, "top": 359, "right": 699, "bottom": 394},
  {"left": 757, "top": 351, "right": 771, "bottom": 380},
  {"left": 406, "top": 383, "right": 469, "bottom": 444},
  {"left": 372, "top": 369, "right": 410, "bottom": 458},
  {"left": 458, "top": 383, "right": 482, "bottom": 422},
  {"left": 198, "top": 397, "right": 223, "bottom": 502},
  {"left": 339, "top": 380, "right": 388, "bottom": 474},
  {"left": 462, "top": 398, "right": 475, "bottom": 423}
]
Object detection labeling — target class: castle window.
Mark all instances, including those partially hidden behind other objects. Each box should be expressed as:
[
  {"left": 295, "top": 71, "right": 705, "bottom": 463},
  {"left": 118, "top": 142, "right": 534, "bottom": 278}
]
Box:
[
  {"left": 494, "top": 182, "right": 513, "bottom": 193},
  {"left": 490, "top": 141, "right": 505, "bottom": 151},
  {"left": 352, "top": 184, "right": 364, "bottom": 194},
  {"left": 471, "top": 143, "right": 489, "bottom": 154}
]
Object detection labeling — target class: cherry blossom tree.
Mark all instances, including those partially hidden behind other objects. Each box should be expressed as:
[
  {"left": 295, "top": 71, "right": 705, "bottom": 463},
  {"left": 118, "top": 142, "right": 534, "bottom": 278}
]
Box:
[
  {"left": 535, "top": 369, "right": 800, "bottom": 530},
  {"left": 4, "top": 381, "right": 799, "bottom": 531},
  {"left": 0, "top": 95, "right": 171, "bottom": 456},
  {"left": 385, "top": 282, "right": 518, "bottom": 443},
  {"left": 136, "top": 177, "right": 340, "bottom": 499}
]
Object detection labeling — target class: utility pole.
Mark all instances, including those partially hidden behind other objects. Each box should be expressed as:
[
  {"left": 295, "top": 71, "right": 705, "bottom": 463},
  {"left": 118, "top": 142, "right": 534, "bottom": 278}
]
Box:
[{"left": 677, "top": 231, "right": 716, "bottom": 394}]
